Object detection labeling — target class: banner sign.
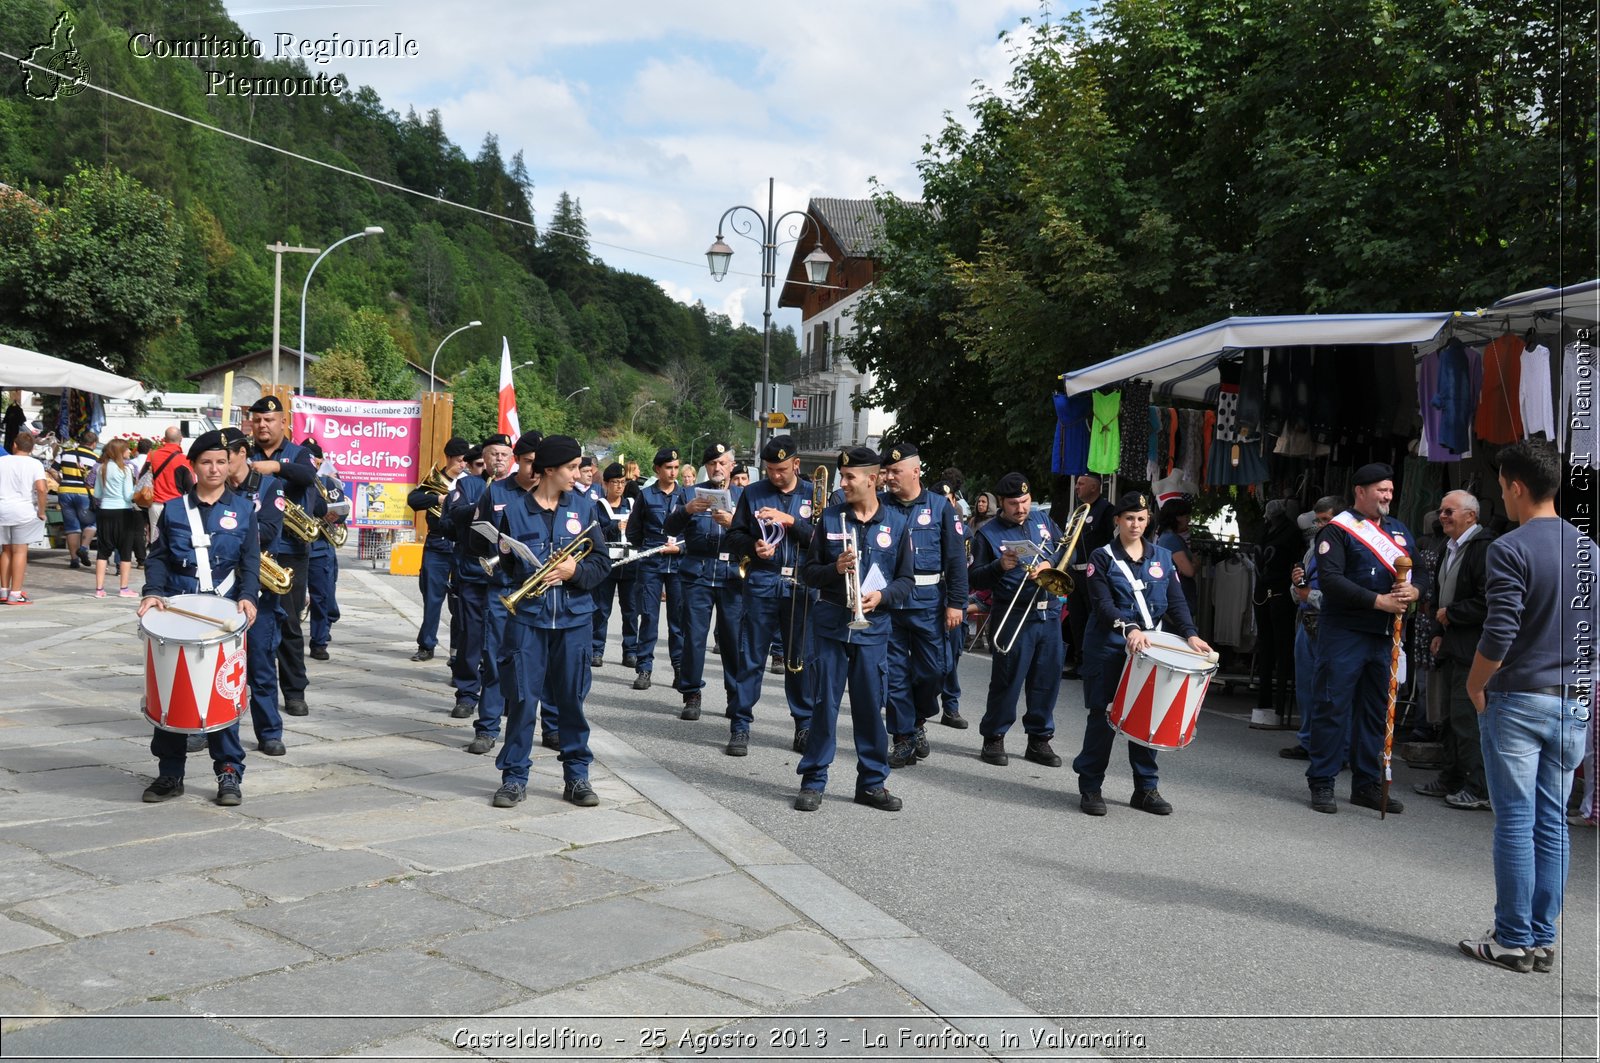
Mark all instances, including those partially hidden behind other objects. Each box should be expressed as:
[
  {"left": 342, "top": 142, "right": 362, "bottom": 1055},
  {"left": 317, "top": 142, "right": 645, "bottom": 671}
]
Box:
[{"left": 291, "top": 396, "right": 420, "bottom": 529}]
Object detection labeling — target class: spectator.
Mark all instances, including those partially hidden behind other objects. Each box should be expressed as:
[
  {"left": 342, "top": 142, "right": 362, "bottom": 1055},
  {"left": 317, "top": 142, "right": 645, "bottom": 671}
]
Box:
[
  {"left": 49, "top": 428, "right": 99, "bottom": 568},
  {"left": 1155, "top": 498, "right": 1198, "bottom": 611},
  {"left": 92, "top": 438, "right": 139, "bottom": 597},
  {"left": 0, "top": 431, "right": 47, "bottom": 604},
  {"left": 1413, "top": 491, "right": 1494, "bottom": 810},
  {"left": 1462, "top": 439, "right": 1595, "bottom": 973}
]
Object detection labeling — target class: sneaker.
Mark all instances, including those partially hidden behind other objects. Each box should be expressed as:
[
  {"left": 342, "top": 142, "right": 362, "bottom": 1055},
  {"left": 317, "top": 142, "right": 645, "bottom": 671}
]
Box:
[
  {"left": 1279, "top": 744, "right": 1311, "bottom": 760},
  {"left": 632, "top": 671, "right": 651, "bottom": 691},
  {"left": 680, "top": 692, "right": 702, "bottom": 721},
  {"left": 450, "top": 699, "right": 475, "bottom": 719},
  {"left": 725, "top": 731, "right": 750, "bottom": 757},
  {"left": 792, "top": 725, "right": 810, "bottom": 754},
  {"left": 1530, "top": 945, "right": 1556, "bottom": 973},
  {"left": 491, "top": 782, "right": 526, "bottom": 808},
  {"left": 309, "top": 645, "right": 330, "bottom": 660},
  {"left": 1079, "top": 790, "right": 1107, "bottom": 816},
  {"left": 466, "top": 734, "right": 496, "bottom": 755},
  {"left": 1413, "top": 777, "right": 1453, "bottom": 798},
  {"left": 1458, "top": 930, "right": 1532, "bottom": 973},
  {"left": 94, "top": 588, "right": 106, "bottom": 599},
  {"left": 563, "top": 779, "right": 599, "bottom": 807},
  {"left": 1131, "top": 788, "right": 1173, "bottom": 815},
  {"left": 142, "top": 775, "right": 184, "bottom": 802},
  {"left": 1310, "top": 784, "right": 1338, "bottom": 814},
  {"left": 1444, "top": 788, "right": 1491, "bottom": 811},
  {"left": 913, "top": 726, "right": 931, "bottom": 760},
  {"left": 939, "top": 710, "right": 969, "bottom": 729},
  {"left": 854, "top": 787, "right": 903, "bottom": 812},
  {"left": 119, "top": 587, "right": 137, "bottom": 598},
  {"left": 541, "top": 730, "right": 561, "bottom": 750},
  {"left": 590, "top": 653, "right": 604, "bottom": 668},
  {"left": 981, "top": 737, "right": 1008, "bottom": 766},
  {"left": 793, "top": 789, "right": 823, "bottom": 812},
  {"left": 215, "top": 767, "right": 242, "bottom": 806},
  {"left": 410, "top": 646, "right": 434, "bottom": 662},
  {"left": 1024, "top": 737, "right": 1062, "bottom": 767},
  {"left": 888, "top": 737, "right": 918, "bottom": 769},
  {"left": 1351, "top": 785, "right": 1403, "bottom": 814}
]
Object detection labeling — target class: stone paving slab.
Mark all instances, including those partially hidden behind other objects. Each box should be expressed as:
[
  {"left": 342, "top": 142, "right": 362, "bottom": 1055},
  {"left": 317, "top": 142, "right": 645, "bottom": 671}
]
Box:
[
  {"left": 14, "top": 875, "right": 248, "bottom": 937},
  {"left": 416, "top": 852, "right": 643, "bottom": 920},
  {"left": 237, "top": 881, "right": 491, "bottom": 958},
  {"left": 209, "top": 848, "right": 411, "bottom": 903},
  {"left": 657, "top": 928, "right": 872, "bottom": 1007}
]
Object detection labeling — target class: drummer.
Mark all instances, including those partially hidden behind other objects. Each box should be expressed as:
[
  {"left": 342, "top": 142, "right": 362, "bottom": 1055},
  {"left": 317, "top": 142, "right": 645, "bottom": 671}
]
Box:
[
  {"left": 138, "top": 430, "right": 261, "bottom": 807},
  {"left": 1070, "top": 491, "right": 1211, "bottom": 817}
]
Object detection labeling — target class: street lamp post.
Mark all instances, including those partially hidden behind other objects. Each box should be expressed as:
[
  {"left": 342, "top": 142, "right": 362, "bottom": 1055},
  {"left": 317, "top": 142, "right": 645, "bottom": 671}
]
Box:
[
  {"left": 297, "top": 226, "right": 384, "bottom": 394},
  {"left": 428, "top": 320, "right": 483, "bottom": 392},
  {"left": 630, "top": 399, "right": 657, "bottom": 433},
  {"left": 705, "top": 178, "right": 832, "bottom": 457},
  {"left": 266, "top": 242, "right": 320, "bottom": 389}
]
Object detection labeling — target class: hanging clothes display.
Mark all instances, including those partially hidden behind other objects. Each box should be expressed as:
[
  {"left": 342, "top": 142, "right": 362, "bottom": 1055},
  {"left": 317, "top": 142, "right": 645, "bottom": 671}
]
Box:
[
  {"left": 1117, "top": 379, "right": 1152, "bottom": 480},
  {"left": 1053, "top": 391, "right": 1091, "bottom": 476},
  {"left": 1519, "top": 340, "right": 1556, "bottom": 444},
  {"left": 1088, "top": 388, "right": 1121, "bottom": 475},
  {"left": 1475, "top": 333, "right": 1525, "bottom": 444}
]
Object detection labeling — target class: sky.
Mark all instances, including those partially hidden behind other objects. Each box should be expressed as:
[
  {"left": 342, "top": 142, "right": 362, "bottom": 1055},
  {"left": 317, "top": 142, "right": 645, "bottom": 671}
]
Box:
[{"left": 218, "top": 0, "right": 1044, "bottom": 336}]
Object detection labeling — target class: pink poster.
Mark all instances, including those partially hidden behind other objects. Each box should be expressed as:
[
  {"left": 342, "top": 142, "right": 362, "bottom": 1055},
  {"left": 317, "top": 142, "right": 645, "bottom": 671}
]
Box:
[{"left": 291, "top": 396, "right": 420, "bottom": 529}]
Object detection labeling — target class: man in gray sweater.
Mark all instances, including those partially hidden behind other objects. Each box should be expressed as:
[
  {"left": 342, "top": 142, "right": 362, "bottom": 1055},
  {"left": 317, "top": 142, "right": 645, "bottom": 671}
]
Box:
[{"left": 1461, "top": 439, "right": 1595, "bottom": 973}]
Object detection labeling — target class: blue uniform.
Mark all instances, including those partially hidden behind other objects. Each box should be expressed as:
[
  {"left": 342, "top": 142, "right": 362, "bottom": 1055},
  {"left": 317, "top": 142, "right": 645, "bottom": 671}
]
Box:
[
  {"left": 796, "top": 499, "right": 915, "bottom": 794},
  {"left": 230, "top": 470, "right": 287, "bottom": 746},
  {"left": 307, "top": 476, "right": 343, "bottom": 652},
  {"left": 665, "top": 481, "right": 747, "bottom": 708},
  {"left": 446, "top": 473, "right": 491, "bottom": 712},
  {"left": 1071, "top": 537, "right": 1199, "bottom": 793},
  {"left": 487, "top": 488, "right": 611, "bottom": 787},
  {"left": 409, "top": 476, "right": 457, "bottom": 652},
  {"left": 724, "top": 476, "right": 819, "bottom": 738},
  {"left": 591, "top": 496, "right": 638, "bottom": 664},
  {"left": 628, "top": 480, "right": 688, "bottom": 680},
  {"left": 1307, "top": 511, "right": 1415, "bottom": 794},
  {"left": 880, "top": 487, "right": 968, "bottom": 744},
  {"left": 142, "top": 488, "right": 261, "bottom": 781},
  {"left": 248, "top": 437, "right": 320, "bottom": 707},
  {"left": 968, "top": 509, "right": 1065, "bottom": 742}
]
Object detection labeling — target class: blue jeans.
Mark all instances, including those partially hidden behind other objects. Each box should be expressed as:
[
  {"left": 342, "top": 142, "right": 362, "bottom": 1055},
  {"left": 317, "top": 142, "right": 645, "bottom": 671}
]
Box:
[{"left": 1478, "top": 690, "right": 1590, "bottom": 948}]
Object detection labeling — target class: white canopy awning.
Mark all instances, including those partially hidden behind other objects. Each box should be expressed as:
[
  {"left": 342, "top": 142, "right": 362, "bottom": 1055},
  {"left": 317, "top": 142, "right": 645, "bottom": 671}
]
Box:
[
  {"left": 0, "top": 343, "right": 146, "bottom": 400},
  {"left": 1060, "top": 313, "right": 1459, "bottom": 402}
]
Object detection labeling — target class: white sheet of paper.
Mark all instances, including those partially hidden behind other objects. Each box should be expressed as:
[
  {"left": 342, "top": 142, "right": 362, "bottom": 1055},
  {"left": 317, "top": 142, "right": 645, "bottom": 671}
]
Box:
[
  {"left": 860, "top": 563, "right": 887, "bottom": 596},
  {"left": 694, "top": 486, "right": 734, "bottom": 513}
]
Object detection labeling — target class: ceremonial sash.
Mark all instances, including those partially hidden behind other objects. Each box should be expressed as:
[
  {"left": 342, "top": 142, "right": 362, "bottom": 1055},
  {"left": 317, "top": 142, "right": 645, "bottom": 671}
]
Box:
[{"left": 1329, "top": 511, "right": 1408, "bottom": 577}]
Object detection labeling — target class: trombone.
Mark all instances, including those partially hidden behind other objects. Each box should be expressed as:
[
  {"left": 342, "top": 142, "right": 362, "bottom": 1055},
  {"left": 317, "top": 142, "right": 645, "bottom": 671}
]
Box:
[
  {"left": 785, "top": 465, "right": 829, "bottom": 673},
  {"left": 500, "top": 521, "right": 599, "bottom": 615},
  {"left": 988, "top": 503, "right": 1091, "bottom": 655}
]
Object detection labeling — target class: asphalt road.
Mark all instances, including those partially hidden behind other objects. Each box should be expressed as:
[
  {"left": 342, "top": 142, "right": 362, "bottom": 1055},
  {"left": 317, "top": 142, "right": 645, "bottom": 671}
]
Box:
[{"left": 581, "top": 626, "right": 1599, "bottom": 1062}]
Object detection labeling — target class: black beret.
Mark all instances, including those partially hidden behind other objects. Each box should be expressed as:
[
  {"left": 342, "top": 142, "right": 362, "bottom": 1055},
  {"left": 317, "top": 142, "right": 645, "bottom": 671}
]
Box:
[
  {"left": 464, "top": 445, "right": 484, "bottom": 463},
  {"left": 994, "top": 472, "right": 1030, "bottom": 498},
  {"left": 512, "top": 430, "right": 543, "bottom": 457},
  {"left": 883, "top": 441, "right": 919, "bottom": 465},
  {"left": 653, "top": 446, "right": 679, "bottom": 467},
  {"left": 536, "top": 434, "right": 582, "bottom": 469},
  {"left": 248, "top": 395, "right": 285, "bottom": 414},
  {"left": 579, "top": 454, "right": 595, "bottom": 469},
  {"left": 603, "top": 462, "right": 626, "bottom": 480},
  {"left": 443, "top": 436, "right": 470, "bottom": 458},
  {"left": 1353, "top": 462, "right": 1394, "bottom": 487},
  {"left": 702, "top": 441, "right": 730, "bottom": 465},
  {"left": 187, "top": 430, "right": 228, "bottom": 463},
  {"left": 837, "top": 445, "right": 881, "bottom": 469},
  {"left": 1113, "top": 490, "right": 1152, "bottom": 516},
  {"left": 482, "top": 433, "right": 513, "bottom": 449},
  {"left": 300, "top": 438, "right": 323, "bottom": 459},
  {"left": 219, "top": 427, "right": 250, "bottom": 449},
  {"left": 761, "top": 435, "right": 795, "bottom": 463}
]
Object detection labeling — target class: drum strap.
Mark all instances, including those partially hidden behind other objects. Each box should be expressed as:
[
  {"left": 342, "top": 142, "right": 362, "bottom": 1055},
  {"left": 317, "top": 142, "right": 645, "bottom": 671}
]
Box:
[{"left": 1112, "top": 558, "right": 1157, "bottom": 631}]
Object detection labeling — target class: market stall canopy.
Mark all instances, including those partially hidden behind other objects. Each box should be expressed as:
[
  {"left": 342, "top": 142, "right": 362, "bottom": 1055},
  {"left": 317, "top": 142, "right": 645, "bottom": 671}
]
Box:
[
  {"left": 0, "top": 343, "right": 145, "bottom": 400},
  {"left": 1060, "top": 313, "right": 1458, "bottom": 403}
]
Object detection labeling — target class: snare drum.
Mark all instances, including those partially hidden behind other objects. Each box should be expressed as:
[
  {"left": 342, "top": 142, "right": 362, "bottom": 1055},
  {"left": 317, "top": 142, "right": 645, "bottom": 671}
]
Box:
[
  {"left": 1108, "top": 630, "right": 1218, "bottom": 750},
  {"left": 139, "top": 594, "right": 251, "bottom": 734}
]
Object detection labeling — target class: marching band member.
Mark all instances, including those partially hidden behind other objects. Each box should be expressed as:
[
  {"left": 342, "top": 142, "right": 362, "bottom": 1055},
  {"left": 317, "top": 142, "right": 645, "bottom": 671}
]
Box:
[
  {"left": 664, "top": 442, "right": 744, "bottom": 721},
  {"left": 408, "top": 437, "right": 468, "bottom": 663},
  {"left": 246, "top": 396, "right": 321, "bottom": 718},
  {"left": 627, "top": 447, "right": 687, "bottom": 691},
  {"left": 1071, "top": 492, "right": 1210, "bottom": 816},
  {"left": 300, "top": 439, "right": 343, "bottom": 662},
  {"left": 592, "top": 462, "right": 639, "bottom": 669},
  {"left": 223, "top": 427, "right": 288, "bottom": 756},
  {"left": 968, "top": 473, "right": 1065, "bottom": 769},
  {"left": 1306, "top": 463, "right": 1419, "bottom": 815},
  {"left": 793, "top": 446, "right": 914, "bottom": 812},
  {"left": 725, "top": 435, "right": 817, "bottom": 756},
  {"left": 879, "top": 443, "right": 967, "bottom": 766},
  {"left": 487, "top": 435, "right": 611, "bottom": 809},
  {"left": 138, "top": 431, "right": 260, "bottom": 806}
]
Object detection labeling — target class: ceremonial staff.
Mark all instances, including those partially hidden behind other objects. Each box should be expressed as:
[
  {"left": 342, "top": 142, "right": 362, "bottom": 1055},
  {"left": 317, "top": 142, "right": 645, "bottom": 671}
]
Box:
[{"left": 1381, "top": 554, "right": 1413, "bottom": 819}]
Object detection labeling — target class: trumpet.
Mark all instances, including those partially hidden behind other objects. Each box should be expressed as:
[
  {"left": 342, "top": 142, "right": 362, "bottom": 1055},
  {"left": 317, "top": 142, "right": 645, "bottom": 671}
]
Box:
[
  {"left": 500, "top": 521, "right": 599, "bottom": 615},
  {"left": 786, "top": 465, "right": 831, "bottom": 673},
  {"left": 282, "top": 498, "right": 322, "bottom": 544},
  {"left": 259, "top": 552, "right": 293, "bottom": 595},
  {"left": 417, "top": 464, "right": 453, "bottom": 518},
  {"left": 844, "top": 525, "right": 870, "bottom": 630},
  {"left": 989, "top": 503, "right": 1091, "bottom": 655}
]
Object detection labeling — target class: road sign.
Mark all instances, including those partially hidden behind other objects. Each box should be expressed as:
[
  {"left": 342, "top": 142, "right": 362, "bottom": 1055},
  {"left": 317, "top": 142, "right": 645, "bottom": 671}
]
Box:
[{"left": 766, "top": 412, "right": 789, "bottom": 429}]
